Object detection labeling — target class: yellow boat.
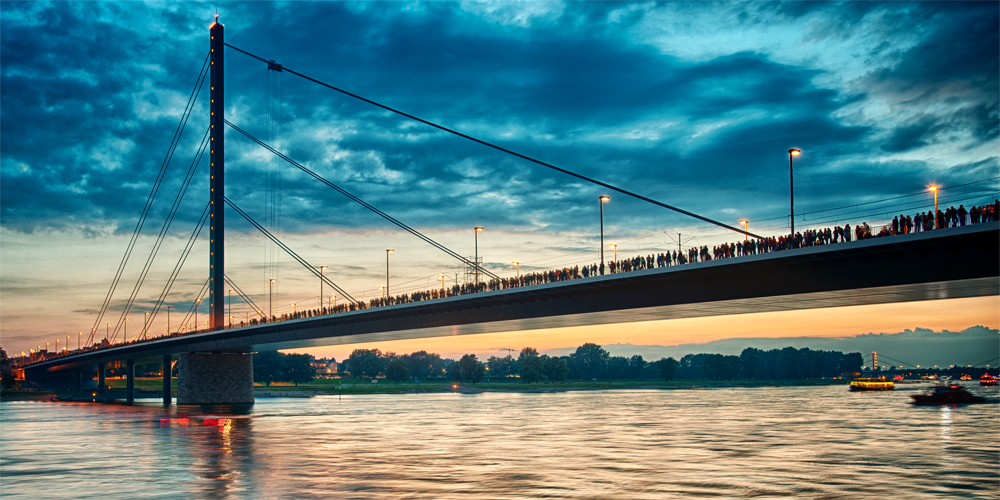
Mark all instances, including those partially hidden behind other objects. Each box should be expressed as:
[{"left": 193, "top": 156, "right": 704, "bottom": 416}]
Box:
[{"left": 849, "top": 377, "right": 895, "bottom": 391}]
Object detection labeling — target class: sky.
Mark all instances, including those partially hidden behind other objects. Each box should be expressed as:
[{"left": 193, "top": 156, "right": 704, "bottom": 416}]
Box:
[{"left": 1, "top": 1, "right": 998, "bottom": 359}]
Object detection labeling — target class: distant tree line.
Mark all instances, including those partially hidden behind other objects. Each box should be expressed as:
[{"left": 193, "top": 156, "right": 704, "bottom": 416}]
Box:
[
  {"left": 259, "top": 344, "right": 863, "bottom": 386},
  {"left": 677, "top": 348, "right": 864, "bottom": 380},
  {"left": 252, "top": 351, "right": 318, "bottom": 386}
]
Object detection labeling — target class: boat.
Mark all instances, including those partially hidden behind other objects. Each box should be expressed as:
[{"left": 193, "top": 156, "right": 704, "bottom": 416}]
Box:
[
  {"left": 849, "top": 377, "right": 894, "bottom": 391},
  {"left": 892, "top": 374, "right": 904, "bottom": 381},
  {"left": 911, "top": 385, "right": 986, "bottom": 405},
  {"left": 981, "top": 374, "right": 998, "bottom": 386},
  {"left": 960, "top": 374, "right": 972, "bottom": 381}
]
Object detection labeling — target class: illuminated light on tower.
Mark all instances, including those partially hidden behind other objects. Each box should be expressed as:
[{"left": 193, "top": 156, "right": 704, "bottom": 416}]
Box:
[{"left": 872, "top": 351, "right": 877, "bottom": 371}]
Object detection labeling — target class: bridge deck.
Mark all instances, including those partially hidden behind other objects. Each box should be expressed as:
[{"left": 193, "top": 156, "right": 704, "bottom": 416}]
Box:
[{"left": 28, "top": 223, "right": 999, "bottom": 372}]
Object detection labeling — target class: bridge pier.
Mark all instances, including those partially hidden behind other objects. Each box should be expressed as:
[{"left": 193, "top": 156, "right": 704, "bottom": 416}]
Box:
[
  {"left": 177, "top": 353, "right": 254, "bottom": 405},
  {"left": 162, "top": 355, "right": 172, "bottom": 405},
  {"left": 98, "top": 363, "right": 105, "bottom": 392},
  {"left": 125, "top": 359, "right": 135, "bottom": 404}
]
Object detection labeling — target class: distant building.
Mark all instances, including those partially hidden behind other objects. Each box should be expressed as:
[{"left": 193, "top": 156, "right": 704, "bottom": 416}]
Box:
[{"left": 312, "top": 358, "right": 337, "bottom": 377}]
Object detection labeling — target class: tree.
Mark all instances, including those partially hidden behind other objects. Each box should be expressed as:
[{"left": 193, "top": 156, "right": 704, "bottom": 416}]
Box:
[
  {"left": 518, "top": 347, "right": 545, "bottom": 383},
  {"left": 627, "top": 355, "right": 647, "bottom": 379},
  {"left": 284, "top": 354, "right": 316, "bottom": 386},
  {"left": 446, "top": 359, "right": 462, "bottom": 381},
  {"left": 386, "top": 358, "right": 409, "bottom": 384},
  {"left": 487, "top": 355, "right": 516, "bottom": 380},
  {"left": 740, "top": 348, "right": 763, "bottom": 380},
  {"left": 606, "top": 356, "right": 628, "bottom": 379},
  {"left": 571, "top": 343, "right": 609, "bottom": 380},
  {"left": 543, "top": 356, "right": 568, "bottom": 382},
  {"left": 458, "top": 354, "right": 485, "bottom": 384},
  {"left": 253, "top": 351, "right": 285, "bottom": 387},
  {"left": 347, "top": 349, "right": 384, "bottom": 379},
  {"left": 656, "top": 357, "right": 678, "bottom": 381}
]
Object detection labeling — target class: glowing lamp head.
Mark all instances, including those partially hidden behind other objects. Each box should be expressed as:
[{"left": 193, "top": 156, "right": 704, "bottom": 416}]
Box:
[
  {"left": 788, "top": 149, "right": 801, "bottom": 156},
  {"left": 387, "top": 249, "right": 394, "bottom": 253},
  {"left": 599, "top": 195, "right": 610, "bottom": 202},
  {"left": 739, "top": 219, "right": 748, "bottom": 226},
  {"left": 270, "top": 279, "right": 276, "bottom": 283},
  {"left": 475, "top": 227, "right": 483, "bottom": 232},
  {"left": 929, "top": 185, "right": 938, "bottom": 192},
  {"left": 609, "top": 244, "right": 616, "bottom": 248}
]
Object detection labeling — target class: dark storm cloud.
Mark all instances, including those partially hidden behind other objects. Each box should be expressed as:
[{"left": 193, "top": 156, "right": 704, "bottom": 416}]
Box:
[{"left": 2, "top": 1, "right": 997, "bottom": 240}]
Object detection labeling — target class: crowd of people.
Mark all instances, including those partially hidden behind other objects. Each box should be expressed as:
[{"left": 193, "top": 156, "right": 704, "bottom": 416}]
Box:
[{"left": 29, "top": 199, "right": 999, "bottom": 360}]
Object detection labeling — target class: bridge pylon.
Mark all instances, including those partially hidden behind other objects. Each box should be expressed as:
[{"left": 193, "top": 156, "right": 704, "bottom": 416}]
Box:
[{"left": 209, "top": 17, "right": 225, "bottom": 330}]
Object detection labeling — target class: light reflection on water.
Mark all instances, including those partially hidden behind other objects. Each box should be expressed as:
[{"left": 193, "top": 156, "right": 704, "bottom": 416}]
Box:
[{"left": 1, "top": 385, "right": 997, "bottom": 499}]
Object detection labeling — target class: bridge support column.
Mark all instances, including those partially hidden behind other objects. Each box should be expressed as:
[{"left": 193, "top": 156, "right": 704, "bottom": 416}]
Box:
[
  {"left": 126, "top": 359, "right": 135, "bottom": 404},
  {"left": 162, "top": 355, "right": 172, "bottom": 405},
  {"left": 177, "top": 353, "right": 253, "bottom": 405},
  {"left": 98, "top": 363, "right": 106, "bottom": 392}
]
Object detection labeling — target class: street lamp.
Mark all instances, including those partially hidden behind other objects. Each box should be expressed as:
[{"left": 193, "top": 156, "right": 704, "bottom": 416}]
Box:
[
  {"left": 145, "top": 311, "right": 150, "bottom": 338},
  {"left": 929, "top": 185, "right": 939, "bottom": 223},
  {"left": 330, "top": 295, "right": 335, "bottom": 311},
  {"left": 269, "top": 279, "right": 276, "bottom": 319},
  {"left": 106, "top": 323, "right": 110, "bottom": 342},
  {"left": 379, "top": 285, "right": 385, "bottom": 299},
  {"left": 66, "top": 335, "right": 69, "bottom": 353},
  {"left": 124, "top": 318, "right": 128, "bottom": 342},
  {"left": 474, "top": 227, "right": 483, "bottom": 285},
  {"left": 167, "top": 305, "right": 172, "bottom": 334},
  {"left": 788, "top": 149, "right": 801, "bottom": 237},
  {"left": 292, "top": 303, "right": 296, "bottom": 314},
  {"left": 511, "top": 261, "right": 519, "bottom": 278},
  {"left": 599, "top": 195, "right": 610, "bottom": 274},
  {"left": 609, "top": 243, "right": 617, "bottom": 263},
  {"left": 319, "top": 265, "right": 328, "bottom": 312},
  {"left": 437, "top": 274, "right": 446, "bottom": 294},
  {"left": 228, "top": 290, "right": 234, "bottom": 328},
  {"left": 386, "top": 250, "right": 394, "bottom": 297},
  {"left": 739, "top": 220, "right": 749, "bottom": 242},
  {"left": 78, "top": 332, "right": 81, "bottom": 351},
  {"left": 194, "top": 299, "right": 199, "bottom": 334}
]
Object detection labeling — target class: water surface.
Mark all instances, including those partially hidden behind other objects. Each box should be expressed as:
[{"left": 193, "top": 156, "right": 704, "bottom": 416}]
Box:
[{"left": 2, "top": 384, "right": 997, "bottom": 499}]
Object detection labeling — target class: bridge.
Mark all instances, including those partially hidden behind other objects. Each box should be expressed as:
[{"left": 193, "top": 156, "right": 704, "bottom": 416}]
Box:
[{"left": 18, "top": 19, "right": 1000, "bottom": 405}]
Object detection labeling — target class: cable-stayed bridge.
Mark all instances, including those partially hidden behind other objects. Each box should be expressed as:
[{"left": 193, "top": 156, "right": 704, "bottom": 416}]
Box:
[{"left": 19, "top": 19, "right": 1000, "bottom": 405}]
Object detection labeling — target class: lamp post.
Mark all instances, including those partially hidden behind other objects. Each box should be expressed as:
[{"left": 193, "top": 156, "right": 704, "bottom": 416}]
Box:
[
  {"left": 66, "top": 335, "right": 69, "bottom": 353},
  {"left": 194, "top": 299, "right": 199, "bottom": 334},
  {"left": 739, "top": 220, "right": 749, "bottom": 242},
  {"left": 474, "top": 227, "right": 483, "bottom": 285},
  {"left": 599, "top": 195, "right": 610, "bottom": 274},
  {"left": 78, "top": 332, "right": 81, "bottom": 351},
  {"left": 124, "top": 318, "right": 128, "bottom": 342},
  {"left": 437, "top": 274, "right": 446, "bottom": 295},
  {"left": 929, "top": 185, "right": 939, "bottom": 221},
  {"left": 788, "top": 149, "right": 801, "bottom": 237},
  {"left": 269, "top": 279, "right": 276, "bottom": 319},
  {"left": 386, "top": 250, "right": 393, "bottom": 297},
  {"left": 106, "top": 323, "right": 110, "bottom": 343},
  {"left": 55, "top": 339, "right": 58, "bottom": 353},
  {"left": 330, "top": 295, "right": 335, "bottom": 311},
  {"left": 292, "top": 303, "right": 296, "bottom": 314},
  {"left": 145, "top": 311, "right": 150, "bottom": 338},
  {"left": 319, "top": 266, "right": 327, "bottom": 312},
  {"left": 228, "top": 289, "right": 233, "bottom": 328},
  {"left": 609, "top": 243, "right": 617, "bottom": 263},
  {"left": 511, "top": 262, "right": 519, "bottom": 279},
  {"left": 167, "top": 306, "right": 172, "bottom": 334},
  {"left": 379, "top": 285, "right": 385, "bottom": 299}
]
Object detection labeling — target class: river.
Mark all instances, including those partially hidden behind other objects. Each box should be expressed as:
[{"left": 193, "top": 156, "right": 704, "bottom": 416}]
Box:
[{"left": 1, "top": 384, "right": 997, "bottom": 499}]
